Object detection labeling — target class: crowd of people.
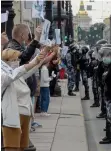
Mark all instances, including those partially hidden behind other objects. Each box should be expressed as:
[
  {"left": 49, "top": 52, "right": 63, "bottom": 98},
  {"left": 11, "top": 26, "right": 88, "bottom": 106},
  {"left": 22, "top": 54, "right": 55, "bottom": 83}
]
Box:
[
  {"left": 1, "top": 24, "right": 61, "bottom": 151},
  {"left": 64, "top": 39, "right": 111, "bottom": 144},
  {"left": 1, "top": 23, "right": 111, "bottom": 151}
]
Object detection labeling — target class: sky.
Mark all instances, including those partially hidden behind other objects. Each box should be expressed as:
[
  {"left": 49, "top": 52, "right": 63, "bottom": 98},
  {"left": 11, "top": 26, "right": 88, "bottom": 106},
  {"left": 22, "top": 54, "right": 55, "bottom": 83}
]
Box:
[{"left": 71, "top": 0, "right": 111, "bottom": 24}]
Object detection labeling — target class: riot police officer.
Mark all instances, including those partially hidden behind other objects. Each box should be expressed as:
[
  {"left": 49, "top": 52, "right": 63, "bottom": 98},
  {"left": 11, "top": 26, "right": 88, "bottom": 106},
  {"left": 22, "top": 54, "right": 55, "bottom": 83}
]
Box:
[
  {"left": 95, "top": 40, "right": 108, "bottom": 118},
  {"left": 98, "top": 46, "right": 111, "bottom": 144},
  {"left": 89, "top": 51, "right": 100, "bottom": 107},
  {"left": 79, "top": 46, "right": 90, "bottom": 100},
  {"left": 66, "top": 41, "right": 76, "bottom": 96}
]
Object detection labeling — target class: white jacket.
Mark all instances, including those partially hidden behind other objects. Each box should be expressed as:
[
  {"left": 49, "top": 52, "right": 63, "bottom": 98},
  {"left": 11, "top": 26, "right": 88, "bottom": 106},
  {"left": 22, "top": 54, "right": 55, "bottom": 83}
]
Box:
[
  {"left": 1, "top": 60, "right": 39, "bottom": 128},
  {"left": 40, "top": 65, "right": 51, "bottom": 87}
]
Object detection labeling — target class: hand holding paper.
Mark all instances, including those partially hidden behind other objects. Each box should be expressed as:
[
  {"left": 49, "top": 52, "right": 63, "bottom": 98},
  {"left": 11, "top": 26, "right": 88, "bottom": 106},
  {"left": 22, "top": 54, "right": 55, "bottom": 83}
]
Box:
[
  {"left": 40, "top": 19, "right": 51, "bottom": 45},
  {"left": 51, "top": 71, "right": 56, "bottom": 78},
  {"left": 35, "top": 26, "right": 42, "bottom": 41}
]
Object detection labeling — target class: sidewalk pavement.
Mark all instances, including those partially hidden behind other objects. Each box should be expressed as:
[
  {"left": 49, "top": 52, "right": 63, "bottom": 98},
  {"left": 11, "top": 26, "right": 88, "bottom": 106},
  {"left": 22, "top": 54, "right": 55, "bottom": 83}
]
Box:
[{"left": 30, "top": 80, "right": 88, "bottom": 151}]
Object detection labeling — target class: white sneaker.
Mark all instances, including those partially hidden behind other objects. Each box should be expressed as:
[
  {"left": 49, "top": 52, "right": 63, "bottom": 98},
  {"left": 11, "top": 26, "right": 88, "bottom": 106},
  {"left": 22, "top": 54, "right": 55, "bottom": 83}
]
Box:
[{"left": 41, "top": 112, "right": 51, "bottom": 117}]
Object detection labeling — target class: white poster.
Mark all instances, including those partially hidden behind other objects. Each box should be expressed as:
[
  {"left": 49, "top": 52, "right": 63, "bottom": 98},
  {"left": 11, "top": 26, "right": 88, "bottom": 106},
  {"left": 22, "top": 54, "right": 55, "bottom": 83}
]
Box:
[
  {"left": 62, "top": 46, "right": 68, "bottom": 56},
  {"left": 55, "top": 29, "right": 61, "bottom": 45},
  {"left": 32, "top": 0, "right": 44, "bottom": 19},
  {"left": 1, "top": 11, "right": 9, "bottom": 23},
  {"left": 40, "top": 19, "right": 51, "bottom": 45}
]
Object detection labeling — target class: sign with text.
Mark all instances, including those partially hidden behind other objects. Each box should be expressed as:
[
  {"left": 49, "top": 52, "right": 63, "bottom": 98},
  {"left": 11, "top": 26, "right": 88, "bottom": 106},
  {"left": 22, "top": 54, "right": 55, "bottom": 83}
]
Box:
[
  {"left": 32, "top": 0, "right": 44, "bottom": 19},
  {"left": 40, "top": 19, "right": 51, "bottom": 45},
  {"left": 55, "top": 29, "right": 61, "bottom": 45}
]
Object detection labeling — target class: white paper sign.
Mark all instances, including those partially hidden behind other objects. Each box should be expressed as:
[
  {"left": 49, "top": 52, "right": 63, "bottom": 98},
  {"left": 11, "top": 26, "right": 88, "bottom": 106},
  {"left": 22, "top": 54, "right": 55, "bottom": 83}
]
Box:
[
  {"left": 1, "top": 11, "right": 9, "bottom": 23},
  {"left": 55, "top": 29, "right": 61, "bottom": 45},
  {"left": 62, "top": 46, "right": 68, "bottom": 56},
  {"left": 32, "top": 0, "right": 44, "bottom": 19},
  {"left": 40, "top": 19, "right": 51, "bottom": 45}
]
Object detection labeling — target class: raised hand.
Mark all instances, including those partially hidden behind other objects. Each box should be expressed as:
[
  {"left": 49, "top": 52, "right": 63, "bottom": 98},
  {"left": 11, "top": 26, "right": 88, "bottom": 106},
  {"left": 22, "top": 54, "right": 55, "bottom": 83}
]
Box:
[{"left": 34, "top": 26, "right": 42, "bottom": 42}]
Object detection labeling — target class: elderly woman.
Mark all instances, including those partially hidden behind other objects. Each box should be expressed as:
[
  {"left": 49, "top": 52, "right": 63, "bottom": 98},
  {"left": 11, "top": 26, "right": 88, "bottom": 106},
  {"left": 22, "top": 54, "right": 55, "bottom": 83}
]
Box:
[{"left": 1, "top": 46, "right": 58, "bottom": 151}]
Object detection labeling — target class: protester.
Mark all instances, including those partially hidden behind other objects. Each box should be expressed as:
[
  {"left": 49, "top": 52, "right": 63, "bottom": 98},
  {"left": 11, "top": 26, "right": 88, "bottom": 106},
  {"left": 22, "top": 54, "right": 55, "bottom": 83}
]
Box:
[
  {"left": 6, "top": 24, "right": 41, "bottom": 65},
  {"left": 1, "top": 48, "right": 45, "bottom": 151},
  {"left": 26, "top": 33, "right": 42, "bottom": 130},
  {"left": 48, "top": 46, "right": 60, "bottom": 97}
]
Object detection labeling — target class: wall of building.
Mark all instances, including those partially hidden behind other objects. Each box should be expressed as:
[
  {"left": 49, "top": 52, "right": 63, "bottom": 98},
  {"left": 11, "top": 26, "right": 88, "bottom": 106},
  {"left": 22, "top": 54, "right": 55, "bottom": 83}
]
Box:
[
  {"left": 13, "top": 1, "right": 38, "bottom": 33},
  {"left": 103, "top": 26, "right": 110, "bottom": 43}
]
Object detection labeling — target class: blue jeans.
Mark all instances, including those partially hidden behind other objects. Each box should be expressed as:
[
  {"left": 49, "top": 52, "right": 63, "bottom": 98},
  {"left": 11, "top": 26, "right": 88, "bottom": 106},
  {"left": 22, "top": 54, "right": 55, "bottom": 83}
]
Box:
[{"left": 40, "top": 87, "right": 50, "bottom": 112}]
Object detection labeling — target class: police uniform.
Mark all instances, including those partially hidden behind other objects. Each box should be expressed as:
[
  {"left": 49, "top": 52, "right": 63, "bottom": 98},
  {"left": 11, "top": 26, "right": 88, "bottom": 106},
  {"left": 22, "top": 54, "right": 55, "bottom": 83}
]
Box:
[
  {"left": 66, "top": 51, "right": 76, "bottom": 96},
  {"left": 79, "top": 46, "right": 89, "bottom": 100}
]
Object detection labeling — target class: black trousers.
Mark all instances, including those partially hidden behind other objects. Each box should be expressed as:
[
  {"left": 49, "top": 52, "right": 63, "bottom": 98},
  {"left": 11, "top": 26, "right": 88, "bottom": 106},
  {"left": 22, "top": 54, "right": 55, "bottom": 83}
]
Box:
[
  {"left": 49, "top": 67, "right": 57, "bottom": 96},
  {"left": 105, "top": 117, "right": 111, "bottom": 139},
  {"left": 75, "top": 70, "right": 80, "bottom": 89},
  {"left": 81, "top": 70, "right": 89, "bottom": 97}
]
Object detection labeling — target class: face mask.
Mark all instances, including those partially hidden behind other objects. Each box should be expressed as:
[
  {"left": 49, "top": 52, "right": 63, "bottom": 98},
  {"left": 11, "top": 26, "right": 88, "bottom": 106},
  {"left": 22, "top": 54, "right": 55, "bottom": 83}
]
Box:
[
  {"left": 103, "top": 57, "right": 111, "bottom": 65},
  {"left": 8, "top": 61, "right": 20, "bottom": 69}
]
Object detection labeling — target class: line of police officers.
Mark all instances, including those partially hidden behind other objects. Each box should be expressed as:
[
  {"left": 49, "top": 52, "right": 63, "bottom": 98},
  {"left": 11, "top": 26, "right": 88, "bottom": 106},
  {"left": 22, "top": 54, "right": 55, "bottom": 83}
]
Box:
[{"left": 65, "top": 39, "right": 111, "bottom": 144}]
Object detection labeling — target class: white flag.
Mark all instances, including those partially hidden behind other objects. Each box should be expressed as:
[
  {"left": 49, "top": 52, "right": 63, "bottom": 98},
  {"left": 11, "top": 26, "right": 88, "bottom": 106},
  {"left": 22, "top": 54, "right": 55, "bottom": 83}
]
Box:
[
  {"left": 40, "top": 19, "right": 51, "bottom": 45},
  {"left": 32, "top": 0, "right": 44, "bottom": 19},
  {"left": 55, "top": 29, "right": 61, "bottom": 45},
  {"left": 1, "top": 11, "right": 9, "bottom": 23}
]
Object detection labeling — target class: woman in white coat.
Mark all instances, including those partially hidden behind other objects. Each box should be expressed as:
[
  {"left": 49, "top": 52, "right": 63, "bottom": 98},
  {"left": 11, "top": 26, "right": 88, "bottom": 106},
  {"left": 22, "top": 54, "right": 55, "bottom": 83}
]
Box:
[{"left": 1, "top": 47, "right": 57, "bottom": 151}]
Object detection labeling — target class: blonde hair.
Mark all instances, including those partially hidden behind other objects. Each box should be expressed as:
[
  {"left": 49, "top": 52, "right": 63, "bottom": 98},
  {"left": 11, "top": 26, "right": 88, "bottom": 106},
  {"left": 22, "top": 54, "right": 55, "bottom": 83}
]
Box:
[
  {"left": 2, "top": 48, "right": 21, "bottom": 61},
  {"left": 12, "top": 24, "right": 28, "bottom": 38}
]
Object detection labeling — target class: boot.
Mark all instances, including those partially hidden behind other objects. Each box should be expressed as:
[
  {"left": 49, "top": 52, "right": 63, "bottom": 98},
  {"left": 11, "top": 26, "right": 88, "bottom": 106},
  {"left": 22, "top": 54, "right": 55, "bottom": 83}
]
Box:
[
  {"left": 90, "top": 103, "right": 100, "bottom": 108},
  {"left": 96, "top": 112, "right": 106, "bottom": 118},
  {"left": 68, "top": 90, "right": 76, "bottom": 96},
  {"left": 74, "top": 87, "right": 79, "bottom": 92},
  {"left": 81, "top": 95, "right": 89, "bottom": 100},
  {"left": 99, "top": 139, "right": 111, "bottom": 144}
]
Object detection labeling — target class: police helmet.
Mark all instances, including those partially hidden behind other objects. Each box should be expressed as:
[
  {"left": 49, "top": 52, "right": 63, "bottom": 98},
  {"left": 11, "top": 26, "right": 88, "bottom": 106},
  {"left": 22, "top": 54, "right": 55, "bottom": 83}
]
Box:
[
  {"left": 81, "top": 46, "right": 89, "bottom": 54},
  {"left": 95, "top": 39, "right": 108, "bottom": 52},
  {"left": 96, "top": 39, "right": 108, "bottom": 45},
  {"left": 99, "top": 47, "right": 111, "bottom": 58}
]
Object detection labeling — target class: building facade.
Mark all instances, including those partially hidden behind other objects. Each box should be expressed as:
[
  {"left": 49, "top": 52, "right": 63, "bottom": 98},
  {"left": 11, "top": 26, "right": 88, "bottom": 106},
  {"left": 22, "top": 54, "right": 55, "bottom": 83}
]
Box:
[
  {"left": 74, "top": 1, "right": 92, "bottom": 31},
  {"left": 103, "top": 17, "right": 110, "bottom": 43},
  {"left": 73, "top": 0, "right": 92, "bottom": 42},
  {"left": 13, "top": 1, "right": 39, "bottom": 33}
]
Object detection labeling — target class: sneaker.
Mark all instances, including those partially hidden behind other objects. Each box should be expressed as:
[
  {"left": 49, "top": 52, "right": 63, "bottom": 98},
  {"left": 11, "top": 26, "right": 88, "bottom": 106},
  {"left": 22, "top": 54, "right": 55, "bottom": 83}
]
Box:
[
  {"left": 31, "top": 122, "right": 42, "bottom": 128},
  {"left": 30, "top": 127, "right": 35, "bottom": 132},
  {"left": 41, "top": 112, "right": 51, "bottom": 117}
]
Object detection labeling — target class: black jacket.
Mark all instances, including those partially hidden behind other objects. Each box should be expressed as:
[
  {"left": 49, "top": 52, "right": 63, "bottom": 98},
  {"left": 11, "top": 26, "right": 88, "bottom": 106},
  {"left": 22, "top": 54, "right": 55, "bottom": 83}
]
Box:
[{"left": 6, "top": 39, "right": 41, "bottom": 65}]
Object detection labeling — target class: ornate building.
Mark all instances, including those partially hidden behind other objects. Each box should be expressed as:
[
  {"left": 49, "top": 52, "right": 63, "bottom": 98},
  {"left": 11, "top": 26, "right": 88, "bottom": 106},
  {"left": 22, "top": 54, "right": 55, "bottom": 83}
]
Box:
[
  {"left": 74, "top": 0, "right": 92, "bottom": 31},
  {"left": 73, "top": 0, "right": 92, "bottom": 42}
]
